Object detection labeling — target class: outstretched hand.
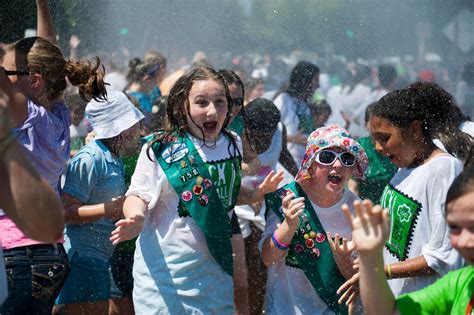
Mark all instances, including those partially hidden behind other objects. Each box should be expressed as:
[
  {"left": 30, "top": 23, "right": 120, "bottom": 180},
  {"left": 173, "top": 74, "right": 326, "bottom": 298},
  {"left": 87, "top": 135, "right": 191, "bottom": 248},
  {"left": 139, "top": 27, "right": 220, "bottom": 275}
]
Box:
[
  {"left": 110, "top": 213, "right": 145, "bottom": 246},
  {"left": 257, "top": 170, "right": 284, "bottom": 197},
  {"left": 342, "top": 200, "right": 390, "bottom": 254},
  {"left": 327, "top": 231, "right": 356, "bottom": 279}
]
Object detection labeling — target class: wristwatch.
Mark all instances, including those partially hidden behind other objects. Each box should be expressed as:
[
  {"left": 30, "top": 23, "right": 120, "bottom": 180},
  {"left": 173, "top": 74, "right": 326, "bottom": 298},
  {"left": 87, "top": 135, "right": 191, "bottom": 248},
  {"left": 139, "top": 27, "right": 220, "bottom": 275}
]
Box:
[{"left": 0, "top": 131, "right": 16, "bottom": 155}]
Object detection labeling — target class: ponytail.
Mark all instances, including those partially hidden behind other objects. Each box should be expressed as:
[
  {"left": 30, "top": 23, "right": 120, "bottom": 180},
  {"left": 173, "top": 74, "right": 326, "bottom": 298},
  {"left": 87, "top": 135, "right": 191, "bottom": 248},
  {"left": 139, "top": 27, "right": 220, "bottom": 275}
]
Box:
[{"left": 65, "top": 57, "right": 107, "bottom": 102}]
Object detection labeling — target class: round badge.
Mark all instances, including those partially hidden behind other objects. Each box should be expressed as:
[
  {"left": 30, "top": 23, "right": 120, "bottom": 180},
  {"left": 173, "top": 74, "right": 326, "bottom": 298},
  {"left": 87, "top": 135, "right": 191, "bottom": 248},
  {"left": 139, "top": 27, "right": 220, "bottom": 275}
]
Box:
[
  {"left": 196, "top": 176, "right": 203, "bottom": 185},
  {"left": 295, "top": 244, "right": 305, "bottom": 253},
  {"left": 303, "top": 233, "right": 310, "bottom": 240},
  {"left": 315, "top": 232, "right": 326, "bottom": 243},
  {"left": 181, "top": 191, "right": 192, "bottom": 202},
  {"left": 198, "top": 194, "right": 209, "bottom": 206},
  {"left": 305, "top": 238, "right": 315, "bottom": 249},
  {"left": 309, "top": 231, "right": 316, "bottom": 239},
  {"left": 311, "top": 248, "right": 320, "bottom": 258},
  {"left": 203, "top": 178, "right": 212, "bottom": 189},
  {"left": 193, "top": 185, "right": 203, "bottom": 195},
  {"left": 180, "top": 160, "right": 187, "bottom": 168}
]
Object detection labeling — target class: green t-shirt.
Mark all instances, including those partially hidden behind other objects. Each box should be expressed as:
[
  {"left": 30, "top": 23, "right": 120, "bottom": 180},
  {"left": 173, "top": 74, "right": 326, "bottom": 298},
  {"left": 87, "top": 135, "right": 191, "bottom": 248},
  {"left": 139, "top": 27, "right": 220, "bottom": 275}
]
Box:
[
  {"left": 356, "top": 136, "right": 398, "bottom": 203},
  {"left": 396, "top": 266, "right": 474, "bottom": 315}
]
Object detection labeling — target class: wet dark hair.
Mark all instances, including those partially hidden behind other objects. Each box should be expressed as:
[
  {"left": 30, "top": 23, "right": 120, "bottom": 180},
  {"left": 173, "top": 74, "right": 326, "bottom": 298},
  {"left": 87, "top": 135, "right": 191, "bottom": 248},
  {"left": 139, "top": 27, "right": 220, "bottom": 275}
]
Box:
[
  {"left": 378, "top": 64, "right": 397, "bottom": 88},
  {"left": 147, "top": 67, "right": 240, "bottom": 159},
  {"left": 372, "top": 82, "right": 473, "bottom": 165},
  {"left": 446, "top": 164, "right": 474, "bottom": 209},
  {"left": 286, "top": 61, "right": 320, "bottom": 100},
  {"left": 244, "top": 98, "right": 280, "bottom": 134}
]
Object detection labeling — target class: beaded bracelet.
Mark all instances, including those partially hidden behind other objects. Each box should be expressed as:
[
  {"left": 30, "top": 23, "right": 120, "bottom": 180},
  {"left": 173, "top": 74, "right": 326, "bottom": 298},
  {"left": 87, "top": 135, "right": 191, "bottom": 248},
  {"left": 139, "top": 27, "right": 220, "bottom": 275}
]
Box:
[{"left": 271, "top": 232, "right": 290, "bottom": 251}]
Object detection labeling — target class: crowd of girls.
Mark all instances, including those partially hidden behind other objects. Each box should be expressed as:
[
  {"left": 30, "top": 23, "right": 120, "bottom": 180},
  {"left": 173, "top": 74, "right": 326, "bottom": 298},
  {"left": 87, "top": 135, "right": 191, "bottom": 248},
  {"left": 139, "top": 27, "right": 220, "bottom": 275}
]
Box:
[{"left": 0, "top": 1, "right": 473, "bottom": 314}]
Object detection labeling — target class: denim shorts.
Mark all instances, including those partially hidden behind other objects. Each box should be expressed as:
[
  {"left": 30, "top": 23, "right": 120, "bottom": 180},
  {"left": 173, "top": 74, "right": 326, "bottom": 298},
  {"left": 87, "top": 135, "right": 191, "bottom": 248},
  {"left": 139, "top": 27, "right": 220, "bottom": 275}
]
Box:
[
  {"left": 1, "top": 243, "right": 69, "bottom": 315},
  {"left": 56, "top": 251, "right": 110, "bottom": 304}
]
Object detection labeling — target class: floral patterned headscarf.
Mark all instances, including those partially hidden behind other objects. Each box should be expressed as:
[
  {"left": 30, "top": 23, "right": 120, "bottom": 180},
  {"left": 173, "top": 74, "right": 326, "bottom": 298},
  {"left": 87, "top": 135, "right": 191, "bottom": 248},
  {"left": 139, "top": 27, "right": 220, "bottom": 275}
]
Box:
[{"left": 296, "top": 125, "right": 369, "bottom": 180}]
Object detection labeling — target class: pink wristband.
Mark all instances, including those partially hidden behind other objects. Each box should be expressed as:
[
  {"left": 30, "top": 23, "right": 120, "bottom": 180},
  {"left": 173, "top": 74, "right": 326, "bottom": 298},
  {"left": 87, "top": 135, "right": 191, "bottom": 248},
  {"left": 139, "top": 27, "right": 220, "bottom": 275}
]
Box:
[{"left": 272, "top": 232, "right": 290, "bottom": 250}]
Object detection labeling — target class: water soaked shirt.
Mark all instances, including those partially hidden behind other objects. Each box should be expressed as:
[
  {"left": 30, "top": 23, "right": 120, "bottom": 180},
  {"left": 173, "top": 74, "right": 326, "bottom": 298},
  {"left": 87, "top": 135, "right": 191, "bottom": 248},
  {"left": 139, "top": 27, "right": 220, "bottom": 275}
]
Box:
[{"left": 62, "top": 140, "right": 126, "bottom": 262}]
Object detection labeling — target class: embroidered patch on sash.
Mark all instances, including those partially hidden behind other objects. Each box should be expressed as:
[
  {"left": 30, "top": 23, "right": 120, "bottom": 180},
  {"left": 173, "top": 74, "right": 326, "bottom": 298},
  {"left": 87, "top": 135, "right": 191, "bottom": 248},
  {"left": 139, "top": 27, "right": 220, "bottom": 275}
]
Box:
[
  {"left": 161, "top": 143, "right": 189, "bottom": 163},
  {"left": 380, "top": 184, "right": 422, "bottom": 261}
]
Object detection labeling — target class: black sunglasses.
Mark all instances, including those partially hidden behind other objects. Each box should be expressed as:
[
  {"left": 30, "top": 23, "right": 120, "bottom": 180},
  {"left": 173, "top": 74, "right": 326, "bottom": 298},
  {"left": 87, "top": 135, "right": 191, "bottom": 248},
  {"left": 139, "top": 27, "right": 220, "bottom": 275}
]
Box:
[
  {"left": 4, "top": 70, "right": 31, "bottom": 76},
  {"left": 232, "top": 97, "right": 244, "bottom": 108}
]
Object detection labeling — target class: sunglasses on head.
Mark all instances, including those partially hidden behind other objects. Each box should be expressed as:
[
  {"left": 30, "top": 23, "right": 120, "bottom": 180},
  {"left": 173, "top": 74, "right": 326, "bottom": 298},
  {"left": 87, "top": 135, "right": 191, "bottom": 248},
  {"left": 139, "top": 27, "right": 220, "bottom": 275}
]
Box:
[
  {"left": 232, "top": 97, "right": 244, "bottom": 108},
  {"left": 315, "top": 150, "right": 356, "bottom": 167}
]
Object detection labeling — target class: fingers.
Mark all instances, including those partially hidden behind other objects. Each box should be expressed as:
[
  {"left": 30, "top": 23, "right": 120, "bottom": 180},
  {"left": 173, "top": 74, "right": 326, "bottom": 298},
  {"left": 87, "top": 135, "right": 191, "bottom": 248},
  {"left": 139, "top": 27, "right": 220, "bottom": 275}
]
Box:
[
  {"left": 346, "top": 289, "right": 359, "bottom": 305},
  {"left": 338, "top": 284, "right": 356, "bottom": 305},
  {"left": 337, "top": 272, "right": 359, "bottom": 294}
]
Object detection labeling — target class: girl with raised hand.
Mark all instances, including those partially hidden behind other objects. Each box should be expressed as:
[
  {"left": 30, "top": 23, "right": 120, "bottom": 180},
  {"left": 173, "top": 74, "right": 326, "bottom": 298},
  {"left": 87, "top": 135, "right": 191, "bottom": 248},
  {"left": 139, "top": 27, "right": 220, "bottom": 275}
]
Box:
[
  {"left": 261, "top": 126, "right": 368, "bottom": 314},
  {"left": 110, "top": 67, "right": 283, "bottom": 314},
  {"left": 344, "top": 164, "right": 474, "bottom": 315},
  {"left": 0, "top": 0, "right": 107, "bottom": 313},
  {"left": 339, "top": 81, "right": 472, "bottom": 302}
]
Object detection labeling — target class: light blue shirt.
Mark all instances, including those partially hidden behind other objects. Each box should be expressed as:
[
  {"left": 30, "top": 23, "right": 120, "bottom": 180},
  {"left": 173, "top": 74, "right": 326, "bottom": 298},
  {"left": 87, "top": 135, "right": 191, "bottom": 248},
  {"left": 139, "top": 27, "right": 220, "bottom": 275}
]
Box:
[{"left": 62, "top": 140, "right": 125, "bottom": 262}]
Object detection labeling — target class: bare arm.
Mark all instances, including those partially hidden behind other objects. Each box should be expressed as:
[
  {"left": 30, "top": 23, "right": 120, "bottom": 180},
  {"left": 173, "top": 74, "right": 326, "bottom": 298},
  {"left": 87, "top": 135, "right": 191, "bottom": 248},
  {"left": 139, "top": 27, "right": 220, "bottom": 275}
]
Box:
[
  {"left": 61, "top": 192, "right": 125, "bottom": 225},
  {"left": 385, "top": 255, "right": 436, "bottom": 279},
  {"left": 0, "top": 70, "right": 28, "bottom": 126},
  {"left": 343, "top": 200, "right": 397, "bottom": 315},
  {"left": 0, "top": 92, "right": 63, "bottom": 242},
  {"left": 261, "top": 193, "right": 304, "bottom": 266},
  {"left": 0, "top": 140, "right": 64, "bottom": 242},
  {"left": 36, "top": 0, "right": 57, "bottom": 45},
  {"left": 109, "top": 195, "right": 146, "bottom": 245}
]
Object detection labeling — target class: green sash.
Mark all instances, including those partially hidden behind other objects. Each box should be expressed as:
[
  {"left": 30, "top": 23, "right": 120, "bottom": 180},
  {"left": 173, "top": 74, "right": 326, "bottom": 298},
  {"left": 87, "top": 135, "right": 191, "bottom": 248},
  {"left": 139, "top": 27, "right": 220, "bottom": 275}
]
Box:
[
  {"left": 265, "top": 181, "right": 348, "bottom": 314},
  {"left": 152, "top": 134, "right": 241, "bottom": 276},
  {"left": 380, "top": 184, "right": 422, "bottom": 261}
]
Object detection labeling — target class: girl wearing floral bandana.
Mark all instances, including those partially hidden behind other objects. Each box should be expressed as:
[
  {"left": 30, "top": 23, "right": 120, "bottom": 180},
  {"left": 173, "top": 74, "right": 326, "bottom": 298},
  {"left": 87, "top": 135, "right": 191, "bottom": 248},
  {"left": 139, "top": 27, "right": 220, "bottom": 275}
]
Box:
[{"left": 260, "top": 125, "right": 368, "bottom": 314}]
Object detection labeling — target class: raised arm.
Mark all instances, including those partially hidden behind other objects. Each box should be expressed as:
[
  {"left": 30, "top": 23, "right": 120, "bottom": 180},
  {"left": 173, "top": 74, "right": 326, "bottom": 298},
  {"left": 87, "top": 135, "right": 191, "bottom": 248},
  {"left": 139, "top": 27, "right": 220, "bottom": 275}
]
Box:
[
  {"left": 342, "top": 200, "right": 396, "bottom": 315},
  {"left": 0, "top": 95, "right": 63, "bottom": 242},
  {"left": 36, "top": 0, "right": 57, "bottom": 45}
]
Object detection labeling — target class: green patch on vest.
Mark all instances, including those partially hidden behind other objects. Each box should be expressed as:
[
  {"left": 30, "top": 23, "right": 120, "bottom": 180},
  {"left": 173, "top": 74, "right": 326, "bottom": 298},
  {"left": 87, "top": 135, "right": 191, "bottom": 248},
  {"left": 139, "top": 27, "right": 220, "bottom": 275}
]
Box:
[{"left": 380, "top": 185, "right": 422, "bottom": 261}]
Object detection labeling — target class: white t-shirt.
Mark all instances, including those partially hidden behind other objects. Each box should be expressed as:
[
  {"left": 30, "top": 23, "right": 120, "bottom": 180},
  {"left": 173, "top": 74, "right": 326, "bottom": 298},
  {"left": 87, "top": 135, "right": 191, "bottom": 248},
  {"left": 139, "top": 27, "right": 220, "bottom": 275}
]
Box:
[
  {"left": 273, "top": 93, "right": 311, "bottom": 165},
  {"left": 235, "top": 123, "right": 283, "bottom": 238},
  {"left": 126, "top": 132, "right": 242, "bottom": 314},
  {"left": 381, "top": 154, "right": 464, "bottom": 297},
  {"left": 260, "top": 188, "right": 359, "bottom": 315}
]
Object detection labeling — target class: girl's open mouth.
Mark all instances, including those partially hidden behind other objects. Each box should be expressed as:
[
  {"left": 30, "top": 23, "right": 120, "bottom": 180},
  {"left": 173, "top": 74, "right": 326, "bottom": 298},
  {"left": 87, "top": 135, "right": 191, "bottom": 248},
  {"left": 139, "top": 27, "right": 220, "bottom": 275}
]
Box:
[
  {"left": 328, "top": 174, "right": 343, "bottom": 185},
  {"left": 203, "top": 121, "right": 218, "bottom": 133}
]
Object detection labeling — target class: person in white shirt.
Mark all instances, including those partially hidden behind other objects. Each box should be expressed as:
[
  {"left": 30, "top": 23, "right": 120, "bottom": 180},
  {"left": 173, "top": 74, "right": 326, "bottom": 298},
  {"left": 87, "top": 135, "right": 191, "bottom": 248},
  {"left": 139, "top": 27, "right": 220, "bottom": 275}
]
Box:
[{"left": 340, "top": 81, "right": 471, "bottom": 300}]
